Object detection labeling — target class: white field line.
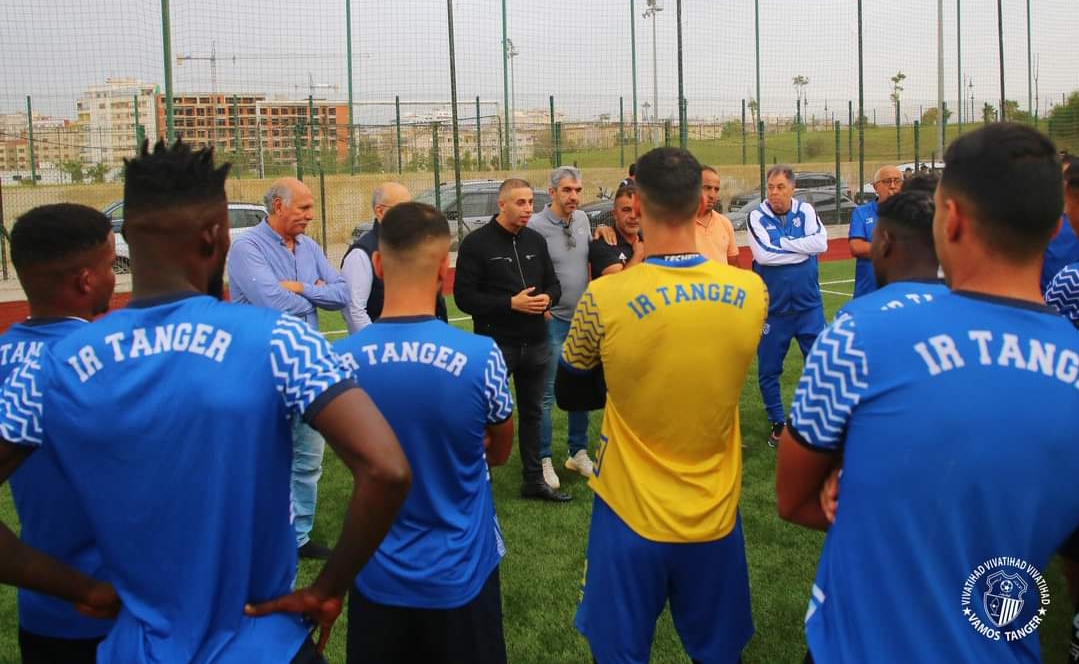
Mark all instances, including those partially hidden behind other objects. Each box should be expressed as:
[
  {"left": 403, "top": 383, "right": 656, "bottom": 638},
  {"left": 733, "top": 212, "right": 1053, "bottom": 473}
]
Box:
[
  {"left": 821, "top": 289, "right": 853, "bottom": 298},
  {"left": 820, "top": 278, "right": 855, "bottom": 285},
  {"left": 321, "top": 314, "right": 473, "bottom": 339}
]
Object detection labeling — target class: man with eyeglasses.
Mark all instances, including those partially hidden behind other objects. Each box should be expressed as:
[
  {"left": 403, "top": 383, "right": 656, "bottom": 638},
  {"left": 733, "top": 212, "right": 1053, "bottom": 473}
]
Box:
[
  {"left": 848, "top": 165, "right": 903, "bottom": 298},
  {"left": 589, "top": 182, "right": 644, "bottom": 278},
  {"left": 528, "top": 166, "right": 596, "bottom": 491}
]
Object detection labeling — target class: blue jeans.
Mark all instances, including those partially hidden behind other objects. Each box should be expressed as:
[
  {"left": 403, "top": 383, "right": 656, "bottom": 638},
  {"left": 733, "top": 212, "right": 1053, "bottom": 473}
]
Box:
[
  {"left": 540, "top": 316, "right": 590, "bottom": 460},
  {"left": 291, "top": 415, "right": 326, "bottom": 547}
]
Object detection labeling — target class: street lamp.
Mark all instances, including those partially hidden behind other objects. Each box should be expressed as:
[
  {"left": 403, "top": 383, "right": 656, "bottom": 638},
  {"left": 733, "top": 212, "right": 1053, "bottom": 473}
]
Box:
[
  {"left": 506, "top": 38, "right": 519, "bottom": 166},
  {"left": 643, "top": 0, "right": 663, "bottom": 135}
]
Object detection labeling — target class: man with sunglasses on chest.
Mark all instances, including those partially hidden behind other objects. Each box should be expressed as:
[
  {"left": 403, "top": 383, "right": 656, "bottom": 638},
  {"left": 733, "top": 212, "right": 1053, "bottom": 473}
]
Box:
[{"left": 527, "top": 167, "right": 597, "bottom": 492}]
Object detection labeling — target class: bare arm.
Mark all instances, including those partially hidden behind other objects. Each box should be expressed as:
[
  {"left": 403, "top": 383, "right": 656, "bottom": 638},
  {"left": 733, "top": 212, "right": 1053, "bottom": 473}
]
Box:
[
  {"left": 848, "top": 238, "right": 872, "bottom": 259},
  {"left": 484, "top": 418, "right": 514, "bottom": 467},
  {"left": 0, "top": 442, "right": 119, "bottom": 619},
  {"left": 775, "top": 429, "right": 840, "bottom": 531}
]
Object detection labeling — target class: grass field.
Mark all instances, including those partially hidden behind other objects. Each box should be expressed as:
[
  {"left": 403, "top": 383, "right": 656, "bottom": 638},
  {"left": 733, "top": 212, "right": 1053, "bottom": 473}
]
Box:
[{"left": 0, "top": 258, "right": 1073, "bottom": 663}]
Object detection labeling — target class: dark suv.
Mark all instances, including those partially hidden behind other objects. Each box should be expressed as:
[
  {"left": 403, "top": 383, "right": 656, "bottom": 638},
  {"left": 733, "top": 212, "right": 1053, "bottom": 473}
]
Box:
[
  {"left": 413, "top": 181, "right": 551, "bottom": 247},
  {"left": 729, "top": 172, "right": 846, "bottom": 211}
]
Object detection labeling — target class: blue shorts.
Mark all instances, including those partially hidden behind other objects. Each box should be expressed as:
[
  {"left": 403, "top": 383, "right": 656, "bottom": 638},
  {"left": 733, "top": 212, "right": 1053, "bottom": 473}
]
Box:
[{"left": 575, "top": 496, "right": 754, "bottom": 664}]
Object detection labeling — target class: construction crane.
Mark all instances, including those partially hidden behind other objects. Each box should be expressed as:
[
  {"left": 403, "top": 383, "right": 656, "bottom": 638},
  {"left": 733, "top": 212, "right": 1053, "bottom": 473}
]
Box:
[{"left": 176, "top": 41, "right": 221, "bottom": 146}]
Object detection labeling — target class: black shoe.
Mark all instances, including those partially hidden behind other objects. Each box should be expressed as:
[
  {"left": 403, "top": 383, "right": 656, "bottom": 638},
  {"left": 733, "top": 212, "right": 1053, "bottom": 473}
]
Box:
[
  {"left": 298, "top": 541, "right": 332, "bottom": 560},
  {"left": 521, "top": 483, "right": 572, "bottom": 502},
  {"left": 767, "top": 422, "right": 784, "bottom": 449}
]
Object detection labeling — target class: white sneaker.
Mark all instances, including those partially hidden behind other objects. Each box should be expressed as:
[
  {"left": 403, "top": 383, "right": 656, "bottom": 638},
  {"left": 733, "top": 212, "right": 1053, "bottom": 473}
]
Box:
[
  {"left": 565, "top": 449, "right": 595, "bottom": 478},
  {"left": 541, "top": 457, "right": 561, "bottom": 489}
]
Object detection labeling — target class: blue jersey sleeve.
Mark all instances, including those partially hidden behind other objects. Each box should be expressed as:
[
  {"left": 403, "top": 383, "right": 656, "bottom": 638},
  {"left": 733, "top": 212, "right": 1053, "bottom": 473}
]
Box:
[
  {"left": 1045, "top": 264, "right": 1079, "bottom": 328},
  {"left": 0, "top": 357, "right": 47, "bottom": 448},
  {"left": 269, "top": 315, "right": 354, "bottom": 421},
  {"left": 848, "top": 206, "right": 869, "bottom": 241},
  {"left": 484, "top": 343, "right": 514, "bottom": 424},
  {"left": 788, "top": 316, "right": 869, "bottom": 451}
]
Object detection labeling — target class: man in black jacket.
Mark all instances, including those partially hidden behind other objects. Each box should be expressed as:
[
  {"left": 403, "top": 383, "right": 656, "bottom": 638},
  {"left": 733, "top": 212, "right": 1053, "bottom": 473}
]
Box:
[{"left": 454, "top": 178, "right": 570, "bottom": 502}]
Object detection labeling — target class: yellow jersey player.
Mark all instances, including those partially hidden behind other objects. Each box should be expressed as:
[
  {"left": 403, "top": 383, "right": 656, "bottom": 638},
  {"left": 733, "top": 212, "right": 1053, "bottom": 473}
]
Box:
[{"left": 556, "top": 147, "right": 768, "bottom": 663}]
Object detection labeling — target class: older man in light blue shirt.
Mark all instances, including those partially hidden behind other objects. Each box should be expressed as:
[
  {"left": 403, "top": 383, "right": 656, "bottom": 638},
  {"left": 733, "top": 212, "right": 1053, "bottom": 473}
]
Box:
[{"left": 228, "top": 176, "right": 348, "bottom": 560}]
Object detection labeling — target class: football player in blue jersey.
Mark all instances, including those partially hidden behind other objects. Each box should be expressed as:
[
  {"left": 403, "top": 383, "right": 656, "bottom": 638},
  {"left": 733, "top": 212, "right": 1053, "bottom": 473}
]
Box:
[
  {"left": 833, "top": 190, "right": 946, "bottom": 322},
  {"left": 334, "top": 201, "right": 514, "bottom": 663},
  {"left": 0, "top": 203, "right": 117, "bottom": 663},
  {"left": 0, "top": 140, "right": 411, "bottom": 663},
  {"left": 777, "top": 123, "right": 1079, "bottom": 663}
]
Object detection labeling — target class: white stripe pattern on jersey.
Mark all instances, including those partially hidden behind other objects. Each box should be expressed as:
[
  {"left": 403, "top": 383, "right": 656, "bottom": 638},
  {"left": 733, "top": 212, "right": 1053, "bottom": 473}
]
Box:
[
  {"left": 0, "top": 359, "right": 45, "bottom": 447},
  {"left": 484, "top": 344, "right": 514, "bottom": 423},
  {"left": 1045, "top": 264, "right": 1079, "bottom": 326},
  {"left": 790, "top": 316, "right": 869, "bottom": 449},
  {"left": 269, "top": 315, "right": 349, "bottom": 417}
]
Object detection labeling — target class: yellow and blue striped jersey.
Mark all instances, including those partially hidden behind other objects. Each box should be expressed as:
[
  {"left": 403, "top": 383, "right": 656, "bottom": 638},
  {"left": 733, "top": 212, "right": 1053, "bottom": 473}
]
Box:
[{"left": 562, "top": 255, "right": 768, "bottom": 543}]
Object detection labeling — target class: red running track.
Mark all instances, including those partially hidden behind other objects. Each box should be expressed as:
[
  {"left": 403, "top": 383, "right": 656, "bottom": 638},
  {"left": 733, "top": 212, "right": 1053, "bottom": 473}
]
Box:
[{"left": 0, "top": 239, "right": 853, "bottom": 332}]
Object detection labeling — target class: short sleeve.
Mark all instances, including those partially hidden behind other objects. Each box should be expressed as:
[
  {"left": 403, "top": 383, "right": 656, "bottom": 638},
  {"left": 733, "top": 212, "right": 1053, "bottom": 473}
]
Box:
[
  {"left": 788, "top": 316, "right": 869, "bottom": 451},
  {"left": 0, "top": 358, "right": 47, "bottom": 447},
  {"left": 588, "top": 240, "right": 621, "bottom": 277},
  {"left": 723, "top": 216, "right": 739, "bottom": 257},
  {"left": 848, "top": 207, "right": 868, "bottom": 240},
  {"left": 483, "top": 343, "right": 514, "bottom": 424},
  {"left": 269, "top": 315, "right": 354, "bottom": 421},
  {"left": 1045, "top": 265, "right": 1079, "bottom": 328},
  {"left": 561, "top": 288, "right": 604, "bottom": 372}
]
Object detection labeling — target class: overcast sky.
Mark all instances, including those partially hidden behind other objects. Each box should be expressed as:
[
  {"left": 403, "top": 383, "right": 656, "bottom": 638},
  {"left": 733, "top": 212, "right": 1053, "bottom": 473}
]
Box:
[{"left": 2, "top": 0, "right": 1076, "bottom": 125}]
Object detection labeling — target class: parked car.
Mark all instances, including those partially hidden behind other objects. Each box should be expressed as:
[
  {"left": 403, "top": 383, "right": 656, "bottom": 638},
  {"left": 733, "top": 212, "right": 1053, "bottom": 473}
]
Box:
[
  {"left": 409, "top": 180, "right": 552, "bottom": 248},
  {"left": 729, "top": 171, "right": 850, "bottom": 211},
  {"left": 726, "top": 189, "right": 858, "bottom": 231},
  {"left": 104, "top": 201, "right": 267, "bottom": 274}
]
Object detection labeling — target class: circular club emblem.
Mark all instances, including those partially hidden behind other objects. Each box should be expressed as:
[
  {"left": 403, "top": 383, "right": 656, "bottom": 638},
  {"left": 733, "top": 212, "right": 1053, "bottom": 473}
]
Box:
[
  {"left": 762, "top": 323, "right": 771, "bottom": 336},
  {"left": 961, "top": 557, "right": 1050, "bottom": 642}
]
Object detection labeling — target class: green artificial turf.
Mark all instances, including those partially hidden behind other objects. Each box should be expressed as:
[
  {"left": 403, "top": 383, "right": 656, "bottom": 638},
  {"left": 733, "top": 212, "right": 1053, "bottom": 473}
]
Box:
[{"left": 0, "top": 259, "right": 1071, "bottom": 662}]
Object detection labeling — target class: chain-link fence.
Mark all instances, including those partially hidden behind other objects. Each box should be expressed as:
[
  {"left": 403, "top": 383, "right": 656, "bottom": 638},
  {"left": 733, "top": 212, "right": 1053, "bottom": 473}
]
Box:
[{"left": 2, "top": 0, "right": 1077, "bottom": 278}]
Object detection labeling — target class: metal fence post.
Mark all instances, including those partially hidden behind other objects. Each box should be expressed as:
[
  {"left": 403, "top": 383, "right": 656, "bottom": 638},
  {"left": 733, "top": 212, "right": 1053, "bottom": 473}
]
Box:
[
  {"left": 475, "top": 96, "right": 482, "bottom": 172},
  {"left": 796, "top": 98, "right": 803, "bottom": 163},
  {"left": 25, "top": 97, "right": 37, "bottom": 185},
  {"left": 619, "top": 97, "right": 625, "bottom": 169},
  {"left": 741, "top": 98, "right": 747, "bottom": 165},
  {"left": 432, "top": 122, "right": 442, "bottom": 209},
  {"left": 161, "top": 0, "right": 175, "bottom": 142},
  {"left": 914, "top": 120, "right": 921, "bottom": 170},
  {"left": 446, "top": 0, "right": 463, "bottom": 225},
  {"left": 554, "top": 122, "right": 562, "bottom": 167},
  {"left": 834, "top": 121, "right": 841, "bottom": 219},
  {"left": 549, "top": 96, "right": 556, "bottom": 167},
  {"left": 395, "top": 95, "right": 403, "bottom": 174}
]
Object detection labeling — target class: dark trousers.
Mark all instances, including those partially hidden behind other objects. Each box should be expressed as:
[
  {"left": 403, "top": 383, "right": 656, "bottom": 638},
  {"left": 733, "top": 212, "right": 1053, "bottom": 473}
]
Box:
[
  {"left": 497, "top": 341, "right": 549, "bottom": 487},
  {"left": 290, "top": 638, "right": 327, "bottom": 664},
  {"left": 346, "top": 568, "right": 507, "bottom": 664},
  {"left": 18, "top": 629, "right": 102, "bottom": 664}
]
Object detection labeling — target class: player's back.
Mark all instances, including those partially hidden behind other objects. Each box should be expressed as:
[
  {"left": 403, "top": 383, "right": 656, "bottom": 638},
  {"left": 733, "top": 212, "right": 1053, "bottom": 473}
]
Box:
[
  {"left": 581, "top": 256, "right": 767, "bottom": 543},
  {"left": 835, "top": 278, "right": 947, "bottom": 321},
  {"left": 802, "top": 293, "right": 1079, "bottom": 663},
  {"left": 0, "top": 320, "right": 114, "bottom": 641},
  {"left": 334, "top": 317, "right": 509, "bottom": 609},
  {"left": 33, "top": 294, "right": 313, "bottom": 662}
]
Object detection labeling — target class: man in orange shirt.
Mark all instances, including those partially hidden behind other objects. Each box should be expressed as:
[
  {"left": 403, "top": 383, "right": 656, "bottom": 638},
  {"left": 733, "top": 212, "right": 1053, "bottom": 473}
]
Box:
[{"left": 696, "top": 166, "right": 741, "bottom": 266}]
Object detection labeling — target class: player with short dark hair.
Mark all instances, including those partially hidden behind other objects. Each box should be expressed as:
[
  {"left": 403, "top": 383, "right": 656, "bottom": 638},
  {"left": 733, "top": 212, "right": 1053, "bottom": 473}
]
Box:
[
  {"left": 2, "top": 203, "right": 117, "bottom": 663},
  {"left": 557, "top": 147, "right": 768, "bottom": 663},
  {"left": 335, "top": 201, "right": 514, "bottom": 663},
  {"left": 777, "top": 123, "right": 1079, "bottom": 662},
  {"left": 0, "top": 140, "right": 411, "bottom": 663},
  {"left": 834, "top": 190, "right": 946, "bottom": 321}
]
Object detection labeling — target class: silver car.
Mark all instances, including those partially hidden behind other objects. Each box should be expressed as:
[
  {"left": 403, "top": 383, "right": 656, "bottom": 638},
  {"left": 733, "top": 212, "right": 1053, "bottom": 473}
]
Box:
[{"left": 104, "top": 201, "right": 268, "bottom": 274}]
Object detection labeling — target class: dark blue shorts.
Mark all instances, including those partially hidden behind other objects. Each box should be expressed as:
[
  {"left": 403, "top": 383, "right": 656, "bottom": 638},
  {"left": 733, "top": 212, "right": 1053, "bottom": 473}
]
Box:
[{"left": 575, "top": 496, "right": 754, "bottom": 664}]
